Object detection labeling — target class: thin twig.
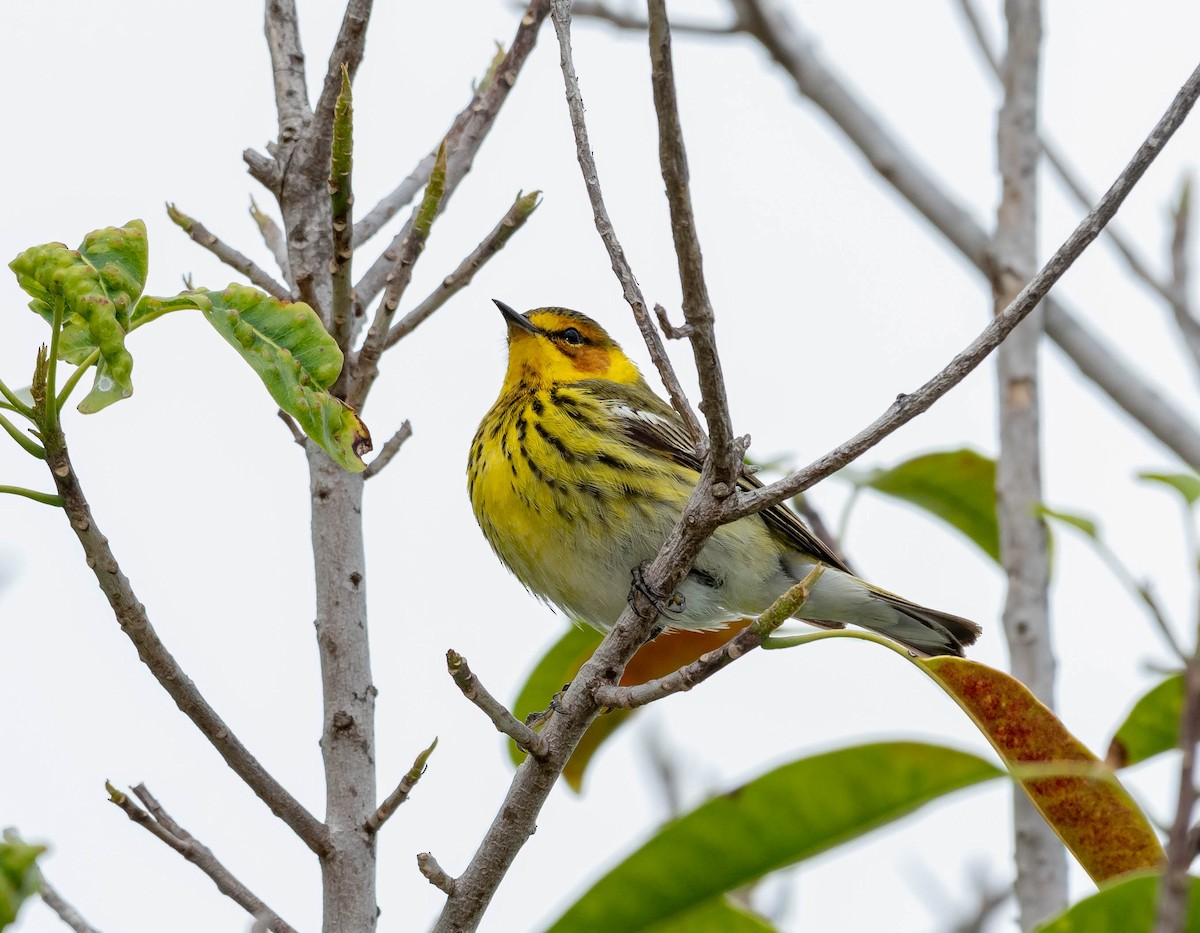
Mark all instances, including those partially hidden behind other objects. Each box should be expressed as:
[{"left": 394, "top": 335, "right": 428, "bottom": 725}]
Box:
[
  {"left": 277, "top": 409, "right": 307, "bottom": 447},
  {"left": 363, "top": 420, "right": 412, "bottom": 479},
  {"left": 594, "top": 566, "right": 824, "bottom": 709},
  {"left": 383, "top": 191, "right": 542, "bottom": 350},
  {"left": 548, "top": 0, "right": 704, "bottom": 446},
  {"left": 794, "top": 495, "right": 853, "bottom": 573},
  {"left": 349, "top": 145, "right": 447, "bottom": 406},
  {"left": 731, "top": 0, "right": 1200, "bottom": 470},
  {"left": 1169, "top": 177, "right": 1200, "bottom": 374},
  {"left": 249, "top": 198, "right": 294, "bottom": 291},
  {"left": 367, "top": 737, "right": 438, "bottom": 833},
  {"left": 573, "top": 0, "right": 738, "bottom": 35},
  {"left": 36, "top": 872, "right": 100, "bottom": 933},
  {"left": 446, "top": 650, "right": 548, "bottom": 758},
  {"left": 728, "top": 59, "right": 1200, "bottom": 523},
  {"left": 165, "top": 204, "right": 290, "bottom": 300},
  {"left": 418, "top": 853, "right": 457, "bottom": 896},
  {"left": 40, "top": 436, "right": 329, "bottom": 856},
  {"left": 107, "top": 783, "right": 298, "bottom": 933},
  {"left": 955, "top": 0, "right": 1183, "bottom": 312},
  {"left": 353, "top": 0, "right": 551, "bottom": 316},
  {"left": 647, "top": 0, "right": 734, "bottom": 477},
  {"left": 654, "top": 303, "right": 693, "bottom": 339}
]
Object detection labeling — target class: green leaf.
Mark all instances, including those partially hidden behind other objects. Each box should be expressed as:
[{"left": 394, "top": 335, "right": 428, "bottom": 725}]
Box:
[
  {"left": 643, "top": 898, "right": 779, "bottom": 933},
  {"left": 187, "top": 285, "right": 371, "bottom": 471},
  {"left": 1039, "top": 506, "right": 1100, "bottom": 540},
  {"left": 0, "top": 836, "right": 46, "bottom": 930},
  {"left": 857, "top": 449, "right": 999, "bottom": 562},
  {"left": 1139, "top": 471, "right": 1200, "bottom": 507},
  {"left": 1106, "top": 673, "right": 1184, "bottom": 768},
  {"left": 9, "top": 220, "right": 148, "bottom": 411},
  {"left": 544, "top": 742, "right": 1001, "bottom": 932},
  {"left": 1032, "top": 873, "right": 1200, "bottom": 933}
]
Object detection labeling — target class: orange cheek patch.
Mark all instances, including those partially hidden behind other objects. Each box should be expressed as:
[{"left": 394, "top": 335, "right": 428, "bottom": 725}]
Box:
[{"left": 569, "top": 345, "right": 610, "bottom": 374}]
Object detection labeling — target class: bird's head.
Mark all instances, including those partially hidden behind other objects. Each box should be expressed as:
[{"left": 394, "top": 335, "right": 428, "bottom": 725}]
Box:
[{"left": 494, "top": 300, "right": 642, "bottom": 390}]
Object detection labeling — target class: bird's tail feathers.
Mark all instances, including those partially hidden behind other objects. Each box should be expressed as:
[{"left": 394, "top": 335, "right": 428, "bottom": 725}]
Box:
[{"left": 792, "top": 565, "right": 980, "bottom": 658}]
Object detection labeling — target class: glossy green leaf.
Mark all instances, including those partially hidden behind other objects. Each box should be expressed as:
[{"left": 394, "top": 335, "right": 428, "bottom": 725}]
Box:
[
  {"left": 642, "top": 898, "right": 778, "bottom": 933},
  {"left": 1139, "top": 471, "right": 1200, "bottom": 507},
  {"left": 186, "top": 285, "right": 370, "bottom": 471},
  {"left": 544, "top": 742, "right": 1001, "bottom": 932},
  {"left": 1039, "top": 506, "right": 1100, "bottom": 540},
  {"left": 1032, "top": 873, "right": 1200, "bottom": 933},
  {"left": 9, "top": 220, "right": 148, "bottom": 411},
  {"left": 858, "top": 449, "right": 999, "bottom": 562},
  {"left": 0, "top": 836, "right": 45, "bottom": 930},
  {"left": 1106, "top": 673, "right": 1184, "bottom": 768}
]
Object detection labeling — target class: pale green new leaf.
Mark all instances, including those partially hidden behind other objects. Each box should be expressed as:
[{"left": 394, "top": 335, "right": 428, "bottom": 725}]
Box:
[
  {"left": 8, "top": 220, "right": 148, "bottom": 411},
  {"left": 1038, "top": 506, "right": 1100, "bottom": 540},
  {"left": 1139, "top": 471, "right": 1200, "bottom": 507},
  {"left": 0, "top": 836, "right": 45, "bottom": 930},
  {"left": 187, "top": 285, "right": 371, "bottom": 471}
]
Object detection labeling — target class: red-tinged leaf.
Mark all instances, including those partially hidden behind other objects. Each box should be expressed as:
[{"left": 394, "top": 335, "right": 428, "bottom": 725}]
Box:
[{"left": 922, "top": 656, "right": 1163, "bottom": 882}]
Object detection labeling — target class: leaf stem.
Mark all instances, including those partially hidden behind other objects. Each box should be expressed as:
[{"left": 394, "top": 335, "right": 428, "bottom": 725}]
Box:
[
  {"left": 0, "top": 484, "right": 63, "bottom": 506},
  {"left": 56, "top": 349, "right": 101, "bottom": 412},
  {"left": 43, "top": 295, "right": 63, "bottom": 435},
  {"left": 0, "top": 411, "right": 45, "bottom": 458},
  {"left": 0, "top": 373, "right": 33, "bottom": 418}
]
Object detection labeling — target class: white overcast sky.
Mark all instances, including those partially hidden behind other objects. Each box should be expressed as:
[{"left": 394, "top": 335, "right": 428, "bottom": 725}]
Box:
[{"left": 3, "top": 2, "right": 1200, "bottom": 932}]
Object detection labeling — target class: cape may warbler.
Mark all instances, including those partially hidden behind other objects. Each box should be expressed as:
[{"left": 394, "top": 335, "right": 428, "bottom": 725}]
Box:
[{"left": 468, "top": 302, "right": 980, "bottom": 657}]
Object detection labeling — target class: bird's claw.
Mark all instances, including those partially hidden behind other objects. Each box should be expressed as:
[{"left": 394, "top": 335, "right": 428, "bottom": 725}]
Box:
[{"left": 629, "top": 560, "right": 686, "bottom": 620}]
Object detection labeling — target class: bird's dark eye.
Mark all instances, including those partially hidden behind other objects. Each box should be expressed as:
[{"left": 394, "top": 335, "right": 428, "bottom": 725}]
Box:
[{"left": 561, "top": 327, "right": 583, "bottom": 345}]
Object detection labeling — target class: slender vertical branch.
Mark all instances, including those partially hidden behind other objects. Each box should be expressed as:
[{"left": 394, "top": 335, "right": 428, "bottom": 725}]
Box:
[
  {"left": 647, "top": 0, "right": 735, "bottom": 475},
  {"left": 548, "top": 0, "right": 704, "bottom": 444},
  {"left": 307, "top": 443, "right": 377, "bottom": 933},
  {"left": 1156, "top": 653, "right": 1200, "bottom": 932},
  {"left": 263, "top": 0, "right": 311, "bottom": 147},
  {"left": 991, "top": 2, "right": 1065, "bottom": 927},
  {"left": 1168, "top": 178, "right": 1200, "bottom": 375}
]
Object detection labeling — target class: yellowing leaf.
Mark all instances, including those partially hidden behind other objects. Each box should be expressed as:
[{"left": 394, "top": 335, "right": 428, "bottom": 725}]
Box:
[{"left": 923, "top": 656, "right": 1163, "bottom": 882}]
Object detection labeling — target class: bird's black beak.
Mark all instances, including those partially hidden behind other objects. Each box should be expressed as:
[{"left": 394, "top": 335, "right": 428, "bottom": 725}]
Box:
[{"left": 494, "top": 299, "right": 541, "bottom": 335}]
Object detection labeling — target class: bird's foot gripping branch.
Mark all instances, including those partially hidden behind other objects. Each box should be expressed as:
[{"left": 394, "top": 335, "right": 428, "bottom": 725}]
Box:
[{"left": 2, "top": 219, "right": 372, "bottom": 486}]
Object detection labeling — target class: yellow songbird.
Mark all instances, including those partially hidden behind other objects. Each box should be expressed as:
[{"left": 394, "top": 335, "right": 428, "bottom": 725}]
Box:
[{"left": 468, "top": 301, "right": 980, "bottom": 657}]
